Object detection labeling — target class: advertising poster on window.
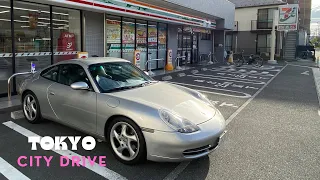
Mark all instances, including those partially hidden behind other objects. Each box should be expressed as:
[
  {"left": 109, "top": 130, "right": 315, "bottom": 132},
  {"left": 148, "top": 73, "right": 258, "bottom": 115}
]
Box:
[
  {"left": 148, "top": 26, "right": 157, "bottom": 45},
  {"left": 277, "top": 4, "right": 299, "bottom": 31},
  {"left": 122, "top": 24, "right": 135, "bottom": 44},
  {"left": 136, "top": 24, "right": 147, "bottom": 44},
  {"left": 106, "top": 20, "right": 121, "bottom": 43},
  {"left": 158, "top": 27, "right": 166, "bottom": 45}
]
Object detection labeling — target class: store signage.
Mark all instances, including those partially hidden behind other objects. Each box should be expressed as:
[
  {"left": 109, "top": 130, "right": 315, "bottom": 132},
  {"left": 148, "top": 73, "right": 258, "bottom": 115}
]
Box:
[
  {"left": 277, "top": 4, "right": 299, "bottom": 31},
  {"left": 165, "top": 49, "right": 173, "bottom": 71},
  {"left": 134, "top": 50, "right": 141, "bottom": 68},
  {"left": 77, "top": 52, "right": 88, "bottom": 59},
  {"left": 63, "top": 0, "right": 216, "bottom": 29}
]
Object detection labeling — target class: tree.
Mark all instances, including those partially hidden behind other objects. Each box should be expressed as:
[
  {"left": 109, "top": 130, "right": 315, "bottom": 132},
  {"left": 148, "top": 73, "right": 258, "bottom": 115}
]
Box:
[{"left": 310, "top": 36, "right": 320, "bottom": 48}]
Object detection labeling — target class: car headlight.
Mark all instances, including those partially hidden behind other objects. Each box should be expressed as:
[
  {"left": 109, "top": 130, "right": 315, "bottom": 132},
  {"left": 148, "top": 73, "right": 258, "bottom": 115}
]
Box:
[{"left": 158, "top": 109, "right": 200, "bottom": 133}]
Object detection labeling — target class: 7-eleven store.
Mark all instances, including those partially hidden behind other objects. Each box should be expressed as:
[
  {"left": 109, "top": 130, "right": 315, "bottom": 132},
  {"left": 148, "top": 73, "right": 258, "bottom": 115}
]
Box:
[{"left": 0, "top": 0, "right": 235, "bottom": 97}]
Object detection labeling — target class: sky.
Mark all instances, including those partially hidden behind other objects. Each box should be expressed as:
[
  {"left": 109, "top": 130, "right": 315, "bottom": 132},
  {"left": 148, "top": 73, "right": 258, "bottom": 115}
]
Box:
[{"left": 312, "top": 0, "right": 320, "bottom": 9}]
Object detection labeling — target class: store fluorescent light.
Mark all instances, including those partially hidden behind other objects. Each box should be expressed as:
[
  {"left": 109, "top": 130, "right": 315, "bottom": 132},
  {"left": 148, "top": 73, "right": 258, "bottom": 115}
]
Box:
[
  {"left": 20, "top": 16, "right": 69, "bottom": 22},
  {"left": 0, "top": 5, "right": 68, "bottom": 16},
  {"left": 0, "top": 10, "right": 9, "bottom": 14}
]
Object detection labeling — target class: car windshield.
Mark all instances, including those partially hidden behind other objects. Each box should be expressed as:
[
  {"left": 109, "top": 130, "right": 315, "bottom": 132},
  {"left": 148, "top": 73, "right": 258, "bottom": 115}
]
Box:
[{"left": 88, "top": 62, "right": 155, "bottom": 93}]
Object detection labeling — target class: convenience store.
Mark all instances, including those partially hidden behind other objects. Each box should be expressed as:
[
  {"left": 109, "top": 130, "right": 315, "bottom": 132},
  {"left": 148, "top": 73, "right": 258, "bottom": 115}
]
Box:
[{"left": 0, "top": 0, "right": 235, "bottom": 97}]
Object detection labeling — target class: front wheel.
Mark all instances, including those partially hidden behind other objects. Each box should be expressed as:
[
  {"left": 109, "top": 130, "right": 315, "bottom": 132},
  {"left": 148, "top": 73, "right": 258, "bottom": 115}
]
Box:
[
  {"left": 252, "top": 57, "right": 263, "bottom": 67},
  {"left": 107, "top": 117, "right": 146, "bottom": 165}
]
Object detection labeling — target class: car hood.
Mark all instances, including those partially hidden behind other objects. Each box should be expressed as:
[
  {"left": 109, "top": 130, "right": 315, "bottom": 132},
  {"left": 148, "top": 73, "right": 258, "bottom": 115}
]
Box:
[{"left": 111, "top": 82, "right": 216, "bottom": 124}]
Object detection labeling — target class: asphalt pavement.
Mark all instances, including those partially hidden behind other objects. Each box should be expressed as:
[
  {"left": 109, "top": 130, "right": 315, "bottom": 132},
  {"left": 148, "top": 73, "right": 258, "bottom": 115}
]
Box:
[{"left": 1, "top": 62, "right": 320, "bottom": 180}]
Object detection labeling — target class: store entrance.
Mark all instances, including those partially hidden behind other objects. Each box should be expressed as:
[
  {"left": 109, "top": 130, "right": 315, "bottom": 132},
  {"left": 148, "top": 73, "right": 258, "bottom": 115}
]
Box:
[
  {"left": 177, "top": 27, "right": 198, "bottom": 65},
  {"left": 177, "top": 28, "right": 198, "bottom": 65}
]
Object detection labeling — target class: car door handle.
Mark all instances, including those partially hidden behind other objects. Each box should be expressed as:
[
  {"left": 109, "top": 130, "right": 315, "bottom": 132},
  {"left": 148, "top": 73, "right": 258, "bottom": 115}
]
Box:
[{"left": 49, "top": 92, "right": 55, "bottom": 95}]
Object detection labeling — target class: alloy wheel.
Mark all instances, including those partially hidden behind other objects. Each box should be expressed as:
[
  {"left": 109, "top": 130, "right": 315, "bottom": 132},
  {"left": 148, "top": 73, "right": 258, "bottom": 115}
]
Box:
[
  {"left": 23, "top": 94, "right": 37, "bottom": 121},
  {"left": 110, "top": 122, "right": 140, "bottom": 161}
]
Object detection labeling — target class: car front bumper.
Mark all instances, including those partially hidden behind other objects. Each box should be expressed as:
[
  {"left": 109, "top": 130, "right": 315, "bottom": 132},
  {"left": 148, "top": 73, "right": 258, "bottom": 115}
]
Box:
[{"left": 143, "top": 115, "right": 226, "bottom": 162}]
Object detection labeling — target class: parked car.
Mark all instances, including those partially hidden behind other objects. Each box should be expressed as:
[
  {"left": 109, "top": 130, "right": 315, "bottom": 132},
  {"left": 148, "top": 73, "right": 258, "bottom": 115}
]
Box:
[{"left": 19, "top": 57, "right": 226, "bottom": 164}]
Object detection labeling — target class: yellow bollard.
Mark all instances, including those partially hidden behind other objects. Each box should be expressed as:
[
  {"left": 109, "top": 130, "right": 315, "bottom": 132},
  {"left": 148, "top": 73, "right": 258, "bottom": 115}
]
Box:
[{"left": 228, "top": 51, "right": 233, "bottom": 63}]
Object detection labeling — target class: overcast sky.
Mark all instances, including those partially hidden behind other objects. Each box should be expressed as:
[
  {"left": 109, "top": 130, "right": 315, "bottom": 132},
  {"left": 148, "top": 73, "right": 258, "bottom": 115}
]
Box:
[{"left": 312, "top": 0, "right": 320, "bottom": 9}]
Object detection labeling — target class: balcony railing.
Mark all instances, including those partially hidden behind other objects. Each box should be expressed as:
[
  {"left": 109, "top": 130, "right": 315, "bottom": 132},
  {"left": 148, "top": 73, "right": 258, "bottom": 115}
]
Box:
[{"left": 251, "top": 20, "right": 273, "bottom": 31}]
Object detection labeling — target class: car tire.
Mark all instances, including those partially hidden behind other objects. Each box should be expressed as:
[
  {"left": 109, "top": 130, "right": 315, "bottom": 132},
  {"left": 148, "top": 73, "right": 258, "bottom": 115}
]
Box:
[
  {"left": 22, "top": 91, "right": 42, "bottom": 124},
  {"left": 107, "top": 117, "right": 146, "bottom": 165}
]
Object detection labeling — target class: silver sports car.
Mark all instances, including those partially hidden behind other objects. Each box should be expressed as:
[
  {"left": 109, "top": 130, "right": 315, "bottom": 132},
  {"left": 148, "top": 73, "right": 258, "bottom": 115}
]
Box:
[{"left": 19, "top": 57, "right": 226, "bottom": 164}]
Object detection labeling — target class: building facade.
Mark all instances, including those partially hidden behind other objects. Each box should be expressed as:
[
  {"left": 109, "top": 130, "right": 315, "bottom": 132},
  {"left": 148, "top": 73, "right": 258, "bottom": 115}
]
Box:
[
  {"left": 226, "top": 0, "right": 285, "bottom": 56},
  {"left": 0, "top": 0, "right": 235, "bottom": 97}
]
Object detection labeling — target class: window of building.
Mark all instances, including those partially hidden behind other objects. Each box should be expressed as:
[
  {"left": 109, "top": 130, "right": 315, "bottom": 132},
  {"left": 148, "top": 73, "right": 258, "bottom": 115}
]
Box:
[
  {"left": 136, "top": 20, "right": 147, "bottom": 70},
  {"left": 148, "top": 22, "right": 157, "bottom": 70},
  {"left": 13, "top": 1, "right": 52, "bottom": 88},
  {"left": 158, "top": 23, "right": 167, "bottom": 68},
  {"left": 122, "top": 18, "right": 135, "bottom": 63},
  {"left": 0, "top": 0, "right": 12, "bottom": 95},
  {"left": 257, "top": 8, "right": 277, "bottom": 29},
  {"left": 106, "top": 15, "right": 121, "bottom": 58},
  {"left": 257, "top": 34, "right": 274, "bottom": 53},
  {"left": 201, "top": 33, "right": 211, "bottom": 40},
  {"left": 52, "top": 7, "right": 81, "bottom": 63}
]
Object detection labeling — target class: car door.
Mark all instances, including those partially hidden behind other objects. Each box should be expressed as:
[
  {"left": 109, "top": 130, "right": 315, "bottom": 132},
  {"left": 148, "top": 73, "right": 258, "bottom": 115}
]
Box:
[{"left": 47, "top": 63, "right": 97, "bottom": 133}]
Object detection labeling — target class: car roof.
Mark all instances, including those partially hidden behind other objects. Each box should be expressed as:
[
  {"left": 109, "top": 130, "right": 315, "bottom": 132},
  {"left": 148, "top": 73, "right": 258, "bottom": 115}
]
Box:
[{"left": 55, "top": 57, "right": 130, "bottom": 66}]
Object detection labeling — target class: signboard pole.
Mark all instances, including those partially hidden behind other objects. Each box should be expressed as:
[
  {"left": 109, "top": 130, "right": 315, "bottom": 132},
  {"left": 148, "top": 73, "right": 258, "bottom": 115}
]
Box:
[{"left": 268, "top": 10, "right": 278, "bottom": 64}]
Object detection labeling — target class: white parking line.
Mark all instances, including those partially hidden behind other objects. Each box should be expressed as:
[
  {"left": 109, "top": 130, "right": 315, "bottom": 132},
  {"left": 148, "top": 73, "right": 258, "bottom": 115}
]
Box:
[
  {"left": 207, "top": 69, "right": 275, "bottom": 76},
  {"left": 167, "top": 81, "right": 252, "bottom": 99},
  {"left": 225, "top": 64, "right": 287, "bottom": 125},
  {"left": 187, "top": 75, "right": 266, "bottom": 85},
  {"left": 163, "top": 65, "right": 287, "bottom": 180},
  {"left": 2, "top": 121, "right": 127, "bottom": 180},
  {"left": 0, "top": 157, "right": 30, "bottom": 180}
]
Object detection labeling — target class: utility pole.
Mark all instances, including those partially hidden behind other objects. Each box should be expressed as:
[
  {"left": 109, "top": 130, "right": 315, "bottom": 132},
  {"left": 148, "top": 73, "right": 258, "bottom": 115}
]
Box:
[{"left": 268, "top": 10, "right": 278, "bottom": 64}]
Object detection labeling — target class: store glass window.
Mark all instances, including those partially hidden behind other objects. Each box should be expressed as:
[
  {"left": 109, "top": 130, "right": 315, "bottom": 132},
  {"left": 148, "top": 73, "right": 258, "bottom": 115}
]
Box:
[
  {"left": 122, "top": 18, "right": 135, "bottom": 63},
  {"left": 106, "top": 15, "right": 121, "bottom": 58},
  {"left": 0, "top": 0, "right": 12, "bottom": 94},
  {"left": 158, "top": 23, "right": 167, "bottom": 68},
  {"left": 13, "top": 1, "right": 51, "bottom": 87},
  {"left": 52, "top": 7, "right": 81, "bottom": 63},
  {"left": 148, "top": 22, "right": 157, "bottom": 70},
  {"left": 136, "top": 20, "right": 147, "bottom": 70}
]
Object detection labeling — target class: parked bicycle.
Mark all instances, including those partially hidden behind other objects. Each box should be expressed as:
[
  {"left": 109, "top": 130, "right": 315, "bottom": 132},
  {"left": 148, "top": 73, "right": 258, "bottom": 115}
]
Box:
[{"left": 233, "top": 50, "right": 264, "bottom": 67}]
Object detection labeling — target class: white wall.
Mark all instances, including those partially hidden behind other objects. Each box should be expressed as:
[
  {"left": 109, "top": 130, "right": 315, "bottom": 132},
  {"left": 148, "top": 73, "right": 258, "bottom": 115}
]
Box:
[
  {"left": 235, "top": 5, "right": 279, "bottom": 31},
  {"left": 164, "top": 0, "right": 235, "bottom": 29}
]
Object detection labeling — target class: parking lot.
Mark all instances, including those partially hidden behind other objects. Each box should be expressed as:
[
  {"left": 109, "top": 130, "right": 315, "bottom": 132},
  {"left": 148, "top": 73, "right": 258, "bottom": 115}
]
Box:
[
  {"left": 153, "top": 64, "right": 285, "bottom": 121},
  {"left": 4, "top": 63, "right": 314, "bottom": 180}
]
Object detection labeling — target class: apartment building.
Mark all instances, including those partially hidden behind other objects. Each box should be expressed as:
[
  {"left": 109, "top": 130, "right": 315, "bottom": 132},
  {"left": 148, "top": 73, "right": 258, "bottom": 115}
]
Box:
[{"left": 226, "top": 0, "right": 286, "bottom": 55}]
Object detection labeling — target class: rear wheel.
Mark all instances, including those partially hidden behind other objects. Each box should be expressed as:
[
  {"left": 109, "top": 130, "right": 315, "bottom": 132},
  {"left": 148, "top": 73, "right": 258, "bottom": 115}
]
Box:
[
  {"left": 107, "top": 117, "right": 146, "bottom": 165},
  {"left": 233, "top": 54, "right": 244, "bottom": 67},
  {"left": 252, "top": 57, "right": 263, "bottom": 67},
  {"left": 22, "top": 92, "right": 42, "bottom": 124}
]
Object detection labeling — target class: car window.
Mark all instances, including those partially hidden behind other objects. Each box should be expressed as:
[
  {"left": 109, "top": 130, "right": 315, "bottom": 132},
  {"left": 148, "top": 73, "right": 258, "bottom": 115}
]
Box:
[
  {"left": 89, "top": 62, "right": 154, "bottom": 93},
  {"left": 40, "top": 65, "right": 59, "bottom": 82},
  {"left": 58, "top": 64, "right": 92, "bottom": 88}
]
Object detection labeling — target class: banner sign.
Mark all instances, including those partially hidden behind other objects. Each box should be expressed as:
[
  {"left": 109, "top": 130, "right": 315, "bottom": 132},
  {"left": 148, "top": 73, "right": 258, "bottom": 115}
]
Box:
[
  {"left": 278, "top": 4, "right": 299, "bottom": 31},
  {"left": 134, "top": 50, "right": 141, "bottom": 68}
]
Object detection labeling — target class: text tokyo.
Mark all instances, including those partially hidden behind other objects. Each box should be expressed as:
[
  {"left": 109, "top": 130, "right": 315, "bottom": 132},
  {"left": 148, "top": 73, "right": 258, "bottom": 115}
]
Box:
[{"left": 28, "top": 136, "right": 96, "bottom": 151}]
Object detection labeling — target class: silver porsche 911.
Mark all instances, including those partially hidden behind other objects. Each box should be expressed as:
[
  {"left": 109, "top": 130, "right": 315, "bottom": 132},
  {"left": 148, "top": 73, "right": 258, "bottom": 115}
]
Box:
[{"left": 19, "top": 57, "right": 226, "bottom": 164}]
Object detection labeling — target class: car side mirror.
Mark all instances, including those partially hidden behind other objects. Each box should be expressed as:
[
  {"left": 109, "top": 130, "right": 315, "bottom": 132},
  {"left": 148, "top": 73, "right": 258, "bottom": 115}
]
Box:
[{"left": 70, "top": 82, "right": 89, "bottom": 90}]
